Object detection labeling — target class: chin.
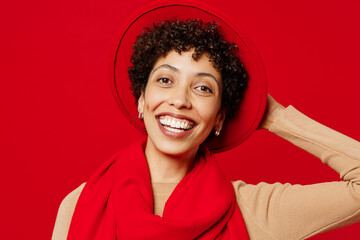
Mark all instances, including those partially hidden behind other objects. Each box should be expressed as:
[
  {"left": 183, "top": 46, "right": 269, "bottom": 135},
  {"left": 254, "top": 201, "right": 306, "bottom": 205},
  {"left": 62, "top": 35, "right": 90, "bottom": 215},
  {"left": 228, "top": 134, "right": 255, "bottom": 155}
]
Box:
[
  {"left": 146, "top": 134, "right": 201, "bottom": 157},
  {"left": 157, "top": 138, "right": 199, "bottom": 156}
]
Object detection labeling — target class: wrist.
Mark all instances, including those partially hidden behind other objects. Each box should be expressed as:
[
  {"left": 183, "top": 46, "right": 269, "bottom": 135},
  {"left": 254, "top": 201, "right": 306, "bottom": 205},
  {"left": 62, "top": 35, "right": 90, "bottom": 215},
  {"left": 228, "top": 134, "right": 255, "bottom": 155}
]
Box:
[{"left": 262, "top": 105, "right": 286, "bottom": 130}]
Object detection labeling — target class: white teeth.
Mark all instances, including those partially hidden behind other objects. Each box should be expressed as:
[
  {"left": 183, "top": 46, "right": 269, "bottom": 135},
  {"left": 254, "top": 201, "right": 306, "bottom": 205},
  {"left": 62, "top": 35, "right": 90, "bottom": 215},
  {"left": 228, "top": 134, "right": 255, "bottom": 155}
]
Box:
[
  {"left": 164, "top": 126, "right": 184, "bottom": 133},
  {"left": 159, "top": 118, "right": 166, "bottom": 125},
  {"left": 170, "top": 119, "right": 176, "bottom": 128},
  {"left": 158, "top": 115, "right": 194, "bottom": 130}
]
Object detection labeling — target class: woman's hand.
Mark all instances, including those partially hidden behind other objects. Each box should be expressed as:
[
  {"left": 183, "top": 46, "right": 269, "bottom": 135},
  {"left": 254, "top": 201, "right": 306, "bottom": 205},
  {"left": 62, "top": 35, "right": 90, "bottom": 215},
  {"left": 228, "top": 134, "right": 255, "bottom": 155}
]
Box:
[{"left": 258, "top": 94, "right": 285, "bottom": 130}]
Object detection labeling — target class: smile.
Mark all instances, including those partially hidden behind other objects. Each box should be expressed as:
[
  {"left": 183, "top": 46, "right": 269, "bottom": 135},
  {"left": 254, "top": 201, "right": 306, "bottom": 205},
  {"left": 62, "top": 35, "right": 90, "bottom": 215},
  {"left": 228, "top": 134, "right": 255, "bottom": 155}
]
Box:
[
  {"left": 157, "top": 115, "right": 195, "bottom": 134},
  {"left": 158, "top": 115, "right": 195, "bottom": 132}
]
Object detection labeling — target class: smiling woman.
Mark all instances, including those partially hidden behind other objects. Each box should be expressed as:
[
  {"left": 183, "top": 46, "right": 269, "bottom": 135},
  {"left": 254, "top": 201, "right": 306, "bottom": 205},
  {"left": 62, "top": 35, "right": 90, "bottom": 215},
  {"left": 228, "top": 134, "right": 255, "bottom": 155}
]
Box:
[
  {"left": 52, "top": 3, "right": 360, "bottom": 240},
  {"left": 139, "top": 50, "right": 225, "bottom": 183},
  {"left": 140, "top": 50, "right": 223, "bottom": 159}
]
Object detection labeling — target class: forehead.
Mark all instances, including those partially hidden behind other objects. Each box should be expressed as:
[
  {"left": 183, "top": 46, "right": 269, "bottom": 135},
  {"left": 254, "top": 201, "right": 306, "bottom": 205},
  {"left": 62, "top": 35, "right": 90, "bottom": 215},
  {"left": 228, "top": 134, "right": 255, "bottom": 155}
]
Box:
[{"left": 151, "top": 50, "right": 221, "bottom": 81}]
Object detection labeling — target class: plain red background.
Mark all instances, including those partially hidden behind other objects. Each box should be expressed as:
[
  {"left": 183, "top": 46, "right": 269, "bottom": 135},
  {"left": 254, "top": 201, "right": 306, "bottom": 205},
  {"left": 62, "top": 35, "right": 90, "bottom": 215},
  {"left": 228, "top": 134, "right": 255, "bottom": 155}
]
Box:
[{"left": 1, "top": 0, "right": 359, "bottom": 239}]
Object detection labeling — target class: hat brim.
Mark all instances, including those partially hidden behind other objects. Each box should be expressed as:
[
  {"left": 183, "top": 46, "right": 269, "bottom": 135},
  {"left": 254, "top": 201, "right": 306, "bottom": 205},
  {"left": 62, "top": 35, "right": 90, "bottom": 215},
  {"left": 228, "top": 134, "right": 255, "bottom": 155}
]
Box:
[{"left": 114, "top": 2, "right": 267, "bottom": 152}]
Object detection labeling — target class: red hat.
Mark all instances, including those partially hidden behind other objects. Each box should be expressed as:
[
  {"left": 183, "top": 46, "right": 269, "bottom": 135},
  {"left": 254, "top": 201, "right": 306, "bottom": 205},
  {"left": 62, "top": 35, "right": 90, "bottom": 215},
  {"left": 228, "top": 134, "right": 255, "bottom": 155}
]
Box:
[{"left": 114, "top": 1, "right": 267, "bottom": 152}]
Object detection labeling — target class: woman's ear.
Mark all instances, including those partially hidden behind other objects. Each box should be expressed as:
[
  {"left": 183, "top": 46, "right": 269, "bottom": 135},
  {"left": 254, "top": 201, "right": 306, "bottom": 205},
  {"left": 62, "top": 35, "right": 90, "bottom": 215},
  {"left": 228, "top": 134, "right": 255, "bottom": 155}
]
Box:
[
  {"left": 213, "top": 109, "right": 226, "bottom": 136},
  {"left": 138, "top": 91, "right": 145, "bottom": 114},
  {"left": 215, "top": 109, "right": 226, "bottom": 129}
]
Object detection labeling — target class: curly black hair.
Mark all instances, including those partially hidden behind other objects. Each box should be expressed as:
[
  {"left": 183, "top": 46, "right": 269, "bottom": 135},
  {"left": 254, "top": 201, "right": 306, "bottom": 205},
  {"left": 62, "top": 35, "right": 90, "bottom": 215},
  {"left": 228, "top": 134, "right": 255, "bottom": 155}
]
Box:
[{"left": 128, "top": 19, "right": 248, "bottom": 119}]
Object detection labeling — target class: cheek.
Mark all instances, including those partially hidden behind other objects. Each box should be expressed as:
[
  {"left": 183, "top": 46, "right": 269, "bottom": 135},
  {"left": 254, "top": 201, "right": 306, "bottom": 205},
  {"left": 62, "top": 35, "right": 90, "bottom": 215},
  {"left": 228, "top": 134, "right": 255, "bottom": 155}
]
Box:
[
  {"left": 143, "top": 88, "right": 166, "bottom": 112},
  {"left": 195, "top": 99, "right": 221, "bottom": 125}
]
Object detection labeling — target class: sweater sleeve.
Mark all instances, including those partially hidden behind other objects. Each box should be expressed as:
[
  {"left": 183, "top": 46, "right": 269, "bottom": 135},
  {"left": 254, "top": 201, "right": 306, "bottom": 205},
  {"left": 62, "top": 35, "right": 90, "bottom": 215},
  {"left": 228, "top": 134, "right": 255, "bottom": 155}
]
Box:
[{"left": 232, "top": 106, "right": 360, "bottom": 240}]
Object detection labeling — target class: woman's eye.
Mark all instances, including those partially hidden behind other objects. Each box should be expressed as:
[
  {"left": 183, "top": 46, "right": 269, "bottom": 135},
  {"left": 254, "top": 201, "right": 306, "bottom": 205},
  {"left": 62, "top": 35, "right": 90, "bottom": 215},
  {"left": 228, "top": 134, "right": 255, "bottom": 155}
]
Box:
[
  {"left": 157, "top": 78, "right": 172, "bottom": 84},
  {"left": 195, "top": 85, "right": 213, "bottom": 93}
]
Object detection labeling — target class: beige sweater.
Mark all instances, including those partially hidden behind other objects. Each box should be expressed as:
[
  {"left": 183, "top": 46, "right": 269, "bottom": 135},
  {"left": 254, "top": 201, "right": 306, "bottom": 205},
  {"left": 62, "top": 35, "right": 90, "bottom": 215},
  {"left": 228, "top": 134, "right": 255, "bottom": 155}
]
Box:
[{"left": 52, "top": 106, "right": 360, "bottom": 239}]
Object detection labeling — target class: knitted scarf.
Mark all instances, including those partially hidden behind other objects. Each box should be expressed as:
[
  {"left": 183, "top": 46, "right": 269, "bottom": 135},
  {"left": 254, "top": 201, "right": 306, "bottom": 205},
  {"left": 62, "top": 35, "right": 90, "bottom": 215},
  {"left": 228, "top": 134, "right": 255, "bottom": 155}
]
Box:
[{"left": 68, "top": 139, "right": 249, "bottom": 239}]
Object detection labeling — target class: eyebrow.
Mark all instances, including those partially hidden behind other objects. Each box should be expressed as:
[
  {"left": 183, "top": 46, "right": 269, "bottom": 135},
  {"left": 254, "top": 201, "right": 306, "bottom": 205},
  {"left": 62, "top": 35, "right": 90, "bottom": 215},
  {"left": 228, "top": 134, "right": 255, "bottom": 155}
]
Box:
[
  {"left": 196, "top": 72, "right": 220, "bottom": 88},
  {"left": 151, "top": 64, "right": 179, "bottom": 74},
  {"left": 151, "top": 64, "right": 221, "bottom": 88}
]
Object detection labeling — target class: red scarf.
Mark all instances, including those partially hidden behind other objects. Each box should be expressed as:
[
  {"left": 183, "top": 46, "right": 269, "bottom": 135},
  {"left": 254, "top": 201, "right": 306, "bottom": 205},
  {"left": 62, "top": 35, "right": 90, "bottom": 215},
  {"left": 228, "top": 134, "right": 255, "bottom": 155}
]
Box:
[{"left": 68, "top": 139, "right": 249, "bottom": 239}]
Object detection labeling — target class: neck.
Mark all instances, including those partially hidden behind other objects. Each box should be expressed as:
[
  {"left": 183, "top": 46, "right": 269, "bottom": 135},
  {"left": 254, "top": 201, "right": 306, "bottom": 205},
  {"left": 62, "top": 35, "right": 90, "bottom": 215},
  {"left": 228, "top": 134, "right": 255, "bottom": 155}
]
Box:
[{"left": 144, "top": 137, "right": 198, "bottom": 183}]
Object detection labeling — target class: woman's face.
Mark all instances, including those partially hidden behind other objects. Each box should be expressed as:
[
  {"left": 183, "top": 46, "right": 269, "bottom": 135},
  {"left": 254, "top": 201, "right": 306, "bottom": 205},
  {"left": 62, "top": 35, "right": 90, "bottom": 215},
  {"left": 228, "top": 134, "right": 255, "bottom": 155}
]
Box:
[{"left": 138, "top": 49, "right": 225, "bottom": 156}]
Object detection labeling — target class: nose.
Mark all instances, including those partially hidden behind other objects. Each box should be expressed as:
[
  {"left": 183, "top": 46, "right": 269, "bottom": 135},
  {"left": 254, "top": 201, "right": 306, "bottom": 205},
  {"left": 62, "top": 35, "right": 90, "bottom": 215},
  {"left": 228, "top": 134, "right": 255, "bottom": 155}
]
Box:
[{"left": 167, "top": 87, "right": 192, "bottom": 110}]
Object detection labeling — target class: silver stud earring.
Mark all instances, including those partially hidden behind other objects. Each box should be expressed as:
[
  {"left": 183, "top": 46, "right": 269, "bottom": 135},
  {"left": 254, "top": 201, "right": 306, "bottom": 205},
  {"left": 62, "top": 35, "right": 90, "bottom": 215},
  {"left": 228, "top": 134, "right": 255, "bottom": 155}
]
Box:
[
  {"left": 215, "top": 126, "right": 222, "bottom": 136},
  {"left": 138, "top": 110, "right": 143, "bottom": 120}
]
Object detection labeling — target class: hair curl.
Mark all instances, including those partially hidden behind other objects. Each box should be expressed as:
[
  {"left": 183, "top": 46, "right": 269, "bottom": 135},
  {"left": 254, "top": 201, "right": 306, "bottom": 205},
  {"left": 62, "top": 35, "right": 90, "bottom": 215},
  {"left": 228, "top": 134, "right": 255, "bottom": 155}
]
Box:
[{"left": 128, "top": 19, "right": 248, "bottom": 119}]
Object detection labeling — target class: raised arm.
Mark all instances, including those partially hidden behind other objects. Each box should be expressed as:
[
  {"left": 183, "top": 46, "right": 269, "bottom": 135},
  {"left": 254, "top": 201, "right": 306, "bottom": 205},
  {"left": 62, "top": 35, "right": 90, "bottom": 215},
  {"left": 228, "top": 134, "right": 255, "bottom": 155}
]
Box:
[{"left": 233, "top": 95, "right": 360, "bottom": 239}]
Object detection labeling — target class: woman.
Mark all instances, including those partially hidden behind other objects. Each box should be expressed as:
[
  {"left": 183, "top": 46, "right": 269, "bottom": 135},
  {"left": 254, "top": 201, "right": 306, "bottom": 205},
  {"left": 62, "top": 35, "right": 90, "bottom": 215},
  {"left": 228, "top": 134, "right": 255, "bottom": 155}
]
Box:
[{"left": 52, "top": 3, "right": 360, "bottom": 240}]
